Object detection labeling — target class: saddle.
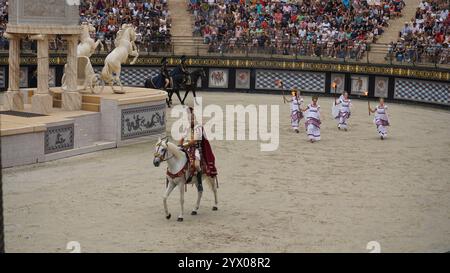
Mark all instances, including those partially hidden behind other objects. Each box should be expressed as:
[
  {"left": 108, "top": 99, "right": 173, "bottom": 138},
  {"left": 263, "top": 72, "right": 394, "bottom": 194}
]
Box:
[{"left": 178, "top": 147, "right": 201, "bottom": 184}]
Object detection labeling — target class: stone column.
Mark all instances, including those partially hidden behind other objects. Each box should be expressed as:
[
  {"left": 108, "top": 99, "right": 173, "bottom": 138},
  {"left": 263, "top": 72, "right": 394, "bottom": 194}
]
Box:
[
  {"left": 31, "top": 34, "right": 53, "bottom": 114},
  {"left": 62, "top": 35, "right": 82, "bottom": 111},
  {"left": 3, "top": 33, "right": 24, "bottom": 111}
]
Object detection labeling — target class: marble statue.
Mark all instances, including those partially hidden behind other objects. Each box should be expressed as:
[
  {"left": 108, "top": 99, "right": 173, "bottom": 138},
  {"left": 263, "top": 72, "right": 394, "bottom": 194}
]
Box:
[
  {"left": 61, "top": 23, "right": 103, "bottom": 93},
  {"left": 100, "top": 24, "right": 139, "bottom": 94},
  {"left": 77, "top": 23, "right": 103, "bottom": 58}
]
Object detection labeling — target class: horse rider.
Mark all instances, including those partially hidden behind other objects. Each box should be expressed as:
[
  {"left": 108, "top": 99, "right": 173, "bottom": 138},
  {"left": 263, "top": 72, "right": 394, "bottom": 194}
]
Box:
[
  {"left": 171, "top": 55, "right": 191, "bottom": 89},
  {"left": 160, "top": 56, "right": 171, "bottom": 90},
  {"left": 180, "top": 55, "right": 191, "bottom": 85},
  {"left": 179, "top": 107, "right": 204, "bottom": 191}
]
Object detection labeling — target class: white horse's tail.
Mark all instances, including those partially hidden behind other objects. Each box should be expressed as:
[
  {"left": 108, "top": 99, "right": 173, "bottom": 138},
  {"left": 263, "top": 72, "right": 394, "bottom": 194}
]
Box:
[{"left": 101, "top": 61, "right": 114, "bottom": 84}]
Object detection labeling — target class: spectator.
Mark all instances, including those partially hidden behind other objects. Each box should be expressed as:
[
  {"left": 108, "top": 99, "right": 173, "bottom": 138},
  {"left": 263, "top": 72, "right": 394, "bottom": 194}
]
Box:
[
  {"left": 0, "top": 0, "right": 172, "bottom": 53},
  {"left": 390, "top": 0, "right": 449, "bottom": 64},
  {"left": 189, "top": 0, "right": 403, "bottom": 59}
]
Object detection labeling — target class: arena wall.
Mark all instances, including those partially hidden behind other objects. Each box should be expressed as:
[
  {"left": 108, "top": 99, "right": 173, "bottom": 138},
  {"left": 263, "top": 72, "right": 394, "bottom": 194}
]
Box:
[{"left": 0, "top": 55, "right": 449, "bottom": 107}]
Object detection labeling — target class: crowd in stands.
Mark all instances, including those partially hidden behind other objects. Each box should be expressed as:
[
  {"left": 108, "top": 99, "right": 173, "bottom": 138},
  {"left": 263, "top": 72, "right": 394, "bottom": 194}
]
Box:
[
  {"left": 0, "top": 0, "right": 172, "bottom": 53},
  {"left": 189, "top": 0, "right": 405, "bottom": 60},
  {"left": 0, "top": 0, "right": 8, "bottom": 50},
  {"left": 80, "top": 0, "right": 172, "bottom": 53},
  {"left": 388, "top": 0, "right": 449, "bottom": 64},
  {"left": 0, "top": 0, "right": 448, "bottom": 65}
]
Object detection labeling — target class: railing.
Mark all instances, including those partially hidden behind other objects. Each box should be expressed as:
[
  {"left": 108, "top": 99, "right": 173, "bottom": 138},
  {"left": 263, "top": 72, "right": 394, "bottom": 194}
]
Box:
[{"left": 0, "top": 36, "right": 449, "bottom": 69}]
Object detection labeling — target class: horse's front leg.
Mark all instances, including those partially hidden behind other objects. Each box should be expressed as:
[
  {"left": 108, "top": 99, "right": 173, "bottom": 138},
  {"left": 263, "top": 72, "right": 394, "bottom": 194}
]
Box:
[
  {"left": 178, "top": 180, "right": 185, "bottom": 222},
  {"left": 181, "top": 88, "right": 190, "bottom": 105},
  {"left": 167, "top": 89, "right": 174, "bottom": 107},
  {"left": 129, "top": 43, "right": 139, "bottom": 65},
  {"left": 192, "top": 89, "right": 199, "bottom": 105},
  {"left": 163, "top": 179, "right": 177, "bottom": 220},
  {"left": 130, "top": 51, "right": 139, "bottom": 65},
  {"left": 95, "top": 40, "right": 104, "bottom": 52},
  {"left": 175, "top": 90, "right": 183, "bottom": 105}
]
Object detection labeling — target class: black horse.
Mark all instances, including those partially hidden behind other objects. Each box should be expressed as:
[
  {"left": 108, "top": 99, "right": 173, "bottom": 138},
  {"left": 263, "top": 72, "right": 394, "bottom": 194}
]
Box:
[
  {"left": 179, "top": 68, "right": 207, "bottom": 105},
  {"left": 144, "top": 68, "right": 206, "bottom": 107},
  {"left": 144, "top": 70, "right": 182, "bottom": 107}
]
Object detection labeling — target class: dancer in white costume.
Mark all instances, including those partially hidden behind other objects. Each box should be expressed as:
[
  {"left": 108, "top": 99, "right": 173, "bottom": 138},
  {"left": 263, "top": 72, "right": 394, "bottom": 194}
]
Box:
[
  {"left": 369, "top": 98, "right": 390, "bottom": 140},
  {"left": 284, "top": 89, "right": 304, "bottom": 133},
  {"left": 302, "top": 96, "right": 321, "bottom": 142},
  {"left": 334, "top": 91, "right": 352, "bottom": 131}
]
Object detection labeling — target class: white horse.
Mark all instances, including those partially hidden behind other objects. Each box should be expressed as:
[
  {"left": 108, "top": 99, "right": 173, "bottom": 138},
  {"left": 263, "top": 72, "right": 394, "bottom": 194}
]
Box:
[
  {"left": 153, "top": 137, "right": 219, "bottom": 222},
  {"left": 101, "top": 24, "right": 139, "bottom": 94},
  {"left": 77, "top": 23, "right": 104, "bottom": 58}
]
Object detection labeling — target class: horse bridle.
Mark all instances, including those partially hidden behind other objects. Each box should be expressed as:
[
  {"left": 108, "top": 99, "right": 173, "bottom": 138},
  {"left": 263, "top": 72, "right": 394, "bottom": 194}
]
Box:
[{"left": 154, "top": 137, "right": 174, "bottom": 162}]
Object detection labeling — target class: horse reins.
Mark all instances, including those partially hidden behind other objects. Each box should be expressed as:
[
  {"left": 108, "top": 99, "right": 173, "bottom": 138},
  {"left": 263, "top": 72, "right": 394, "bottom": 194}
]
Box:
[{"left": 154, "top": 141, "right": 174, "bottom": 163}]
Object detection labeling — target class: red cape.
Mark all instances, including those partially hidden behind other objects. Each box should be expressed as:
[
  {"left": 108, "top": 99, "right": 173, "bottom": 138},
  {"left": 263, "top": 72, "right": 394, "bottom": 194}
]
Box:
[{"left": 201, "top": 129, "right": 218, "bottom": 177}]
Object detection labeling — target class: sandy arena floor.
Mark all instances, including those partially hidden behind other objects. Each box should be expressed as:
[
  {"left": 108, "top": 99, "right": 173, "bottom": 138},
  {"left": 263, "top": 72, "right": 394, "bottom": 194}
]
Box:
[{"left": 2, "top": 92, "right": 450, "bottom": 252}]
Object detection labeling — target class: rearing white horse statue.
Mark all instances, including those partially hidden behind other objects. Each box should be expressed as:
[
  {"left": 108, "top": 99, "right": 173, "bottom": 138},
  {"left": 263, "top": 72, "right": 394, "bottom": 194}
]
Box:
[
  {"left": 153, "top": 137, "right": 219, "bottom": 222},
  {"left": 77, "top": 22, "right": 104, "bottom": 58},
  {"left": 101, "top": 24, "right": 139, "bottom": 94},
  {"left": 61, "top": 23, "right": 104, "bottom": 91}
]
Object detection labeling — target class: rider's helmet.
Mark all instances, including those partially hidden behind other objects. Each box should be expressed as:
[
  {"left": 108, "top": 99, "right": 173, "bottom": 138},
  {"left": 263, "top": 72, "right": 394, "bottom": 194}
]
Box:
[{"left": 180, "top": 55, "right": 187, "bottom": 64}]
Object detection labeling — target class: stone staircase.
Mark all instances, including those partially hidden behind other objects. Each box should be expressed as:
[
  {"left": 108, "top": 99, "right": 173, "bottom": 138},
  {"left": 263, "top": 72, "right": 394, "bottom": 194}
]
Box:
[
  {"left": 26, "top": 90, "right": 101, "bottom": 112},
  {"left": 168, "top": 0, "right": 207, "bottom": 56},
  {"left": 369, "top": 0, "right": 420, "bottom": 63}
]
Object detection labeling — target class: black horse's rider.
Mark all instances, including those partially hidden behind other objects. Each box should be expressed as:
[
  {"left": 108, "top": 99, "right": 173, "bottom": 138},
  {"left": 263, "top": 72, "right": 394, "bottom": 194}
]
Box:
[
  {"left": 160, "top": 57, "right": 170, "bottom": 90},
  {"left": 170, "top": 55, "right": 191, "bottom": 89}
]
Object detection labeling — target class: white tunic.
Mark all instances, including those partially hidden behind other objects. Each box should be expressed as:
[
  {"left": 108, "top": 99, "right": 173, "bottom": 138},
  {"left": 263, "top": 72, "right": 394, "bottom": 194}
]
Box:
[
  {"left": 291, "top": 96, "right": 303, "bottom": 111},
  {"left": 305, "top": 104, "right": 321, "bottom": 141},
  {"left": 306, "top": 104, "right": 321, "bottom": 120},
  {"left": 375, "top": 105, "right": 388, "bottom": 121},
  {"left": 339, "top": 98, "right": 352, "bottom": 113}
]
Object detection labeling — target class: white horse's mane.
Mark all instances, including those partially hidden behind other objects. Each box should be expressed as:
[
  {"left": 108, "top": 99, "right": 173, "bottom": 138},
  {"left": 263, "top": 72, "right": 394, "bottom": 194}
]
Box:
[
  {"left": 115, "top": 24, "right": 136, "bottom": 45},
  {"left": 156, "top": 138, "right": 184, "bottom": 160}
]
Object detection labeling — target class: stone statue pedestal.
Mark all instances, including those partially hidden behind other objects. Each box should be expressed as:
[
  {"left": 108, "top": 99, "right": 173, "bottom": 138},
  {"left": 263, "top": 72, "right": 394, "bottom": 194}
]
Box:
[
  {"left": 31, "top": 93, "right": 53, "bottom": 114},
  {"left": 62, "top": 92, "right": 82, "bottom": 111},
  {"left": 4, "top": 91, "right": 24, "bottom": 111}
]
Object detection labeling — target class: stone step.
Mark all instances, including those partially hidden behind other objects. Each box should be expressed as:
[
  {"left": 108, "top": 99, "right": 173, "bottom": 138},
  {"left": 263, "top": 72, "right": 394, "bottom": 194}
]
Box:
[
  {"left": 168, "top": 0, "right": 198, "bottom": 55},
  {"left": 52, "top": 99, "right": 100, "bottom": 112},
  {"left": 369, "top": 0, "right": 420, "bottom": 63},
  {"left": 51, "top": 91, "right": 101, "bottom": 105},
  {"left": 27, "top": 90, "right": 101, "bottom": 112}
]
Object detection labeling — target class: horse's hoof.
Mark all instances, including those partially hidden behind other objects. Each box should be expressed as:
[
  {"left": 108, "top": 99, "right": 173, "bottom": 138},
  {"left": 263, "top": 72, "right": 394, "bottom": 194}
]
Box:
[
  {"left": 166, "top": 214, "right": 171, "bottom": 220},
  {"left": 191, "top": 211, "right": 197, "bottom": 215},
  {"left": 212, "top": 206, "right": 218, "bottom": 211},
  {"left": 177, "top": 217, "right": 184, "bottom": 222}
]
